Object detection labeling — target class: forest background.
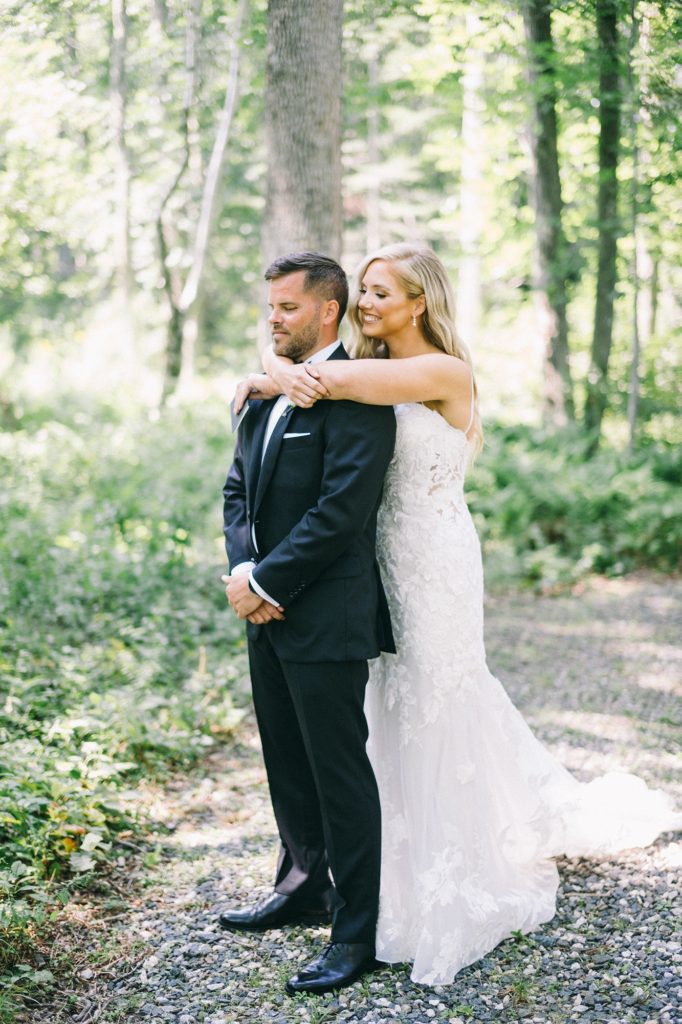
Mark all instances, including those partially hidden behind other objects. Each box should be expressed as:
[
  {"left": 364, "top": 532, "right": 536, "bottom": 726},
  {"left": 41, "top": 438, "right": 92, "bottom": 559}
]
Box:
[{"left": 0, "top": 1, "right": 680, "bottom": 1020}]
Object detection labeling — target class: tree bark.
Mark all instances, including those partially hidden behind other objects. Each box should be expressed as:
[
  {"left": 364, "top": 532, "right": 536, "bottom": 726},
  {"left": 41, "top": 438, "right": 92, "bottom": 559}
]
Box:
[
  {"left": 522, "top": 0, "right": 574, "bottom": 425},
  {"left": 262, "top": 0, "right": 344, "bottom": 267},
  {"left": 584, "top": 0, "right": 622, "bottom": 442}
]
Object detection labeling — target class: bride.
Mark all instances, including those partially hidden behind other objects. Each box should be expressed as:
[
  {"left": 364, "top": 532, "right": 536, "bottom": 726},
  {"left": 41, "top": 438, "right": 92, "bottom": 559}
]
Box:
[{"left": 234, "top": 242, "right": 680, "bottom": 985}]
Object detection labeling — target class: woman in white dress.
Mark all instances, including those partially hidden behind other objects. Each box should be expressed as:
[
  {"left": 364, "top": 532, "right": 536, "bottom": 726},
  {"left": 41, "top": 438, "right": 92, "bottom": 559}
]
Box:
[{"left": 236, "top": 243, "right": 680, "bottom": 985}]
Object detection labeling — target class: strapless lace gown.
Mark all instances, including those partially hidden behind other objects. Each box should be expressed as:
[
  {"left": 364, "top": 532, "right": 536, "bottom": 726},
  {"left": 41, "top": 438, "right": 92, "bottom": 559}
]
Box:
[{"left": 366, "top": 403, "right": 680, "bottom": 985}]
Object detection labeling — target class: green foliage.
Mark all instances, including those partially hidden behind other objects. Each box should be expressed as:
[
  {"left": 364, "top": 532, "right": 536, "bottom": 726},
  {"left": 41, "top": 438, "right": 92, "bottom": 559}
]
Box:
[
  {"left": 0, "top": 396, "right": 245, "bottom": 1009},
  {"left": 1, "top": 0, "right": 680, "bottom": 442},
  {"left": 470, "top": 423, "right": 682, "bottom": 591},
  {"left": 0, "top": 390, "right": 679, "bottom": 1017}
]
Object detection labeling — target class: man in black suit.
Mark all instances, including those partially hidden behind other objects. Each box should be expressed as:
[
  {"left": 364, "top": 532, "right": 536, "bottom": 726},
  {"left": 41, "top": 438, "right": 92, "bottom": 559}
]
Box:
[{"left": 221, "top": 252, "right": 396, "bottom": 995}]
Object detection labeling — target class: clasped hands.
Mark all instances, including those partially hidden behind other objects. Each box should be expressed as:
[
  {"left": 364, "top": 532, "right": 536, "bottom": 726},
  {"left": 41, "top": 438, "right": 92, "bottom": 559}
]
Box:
[
  {"left": 226, "top": 359, "right": 325, "bottom": 625},
  {"left": 222, "top": 572, "right": 285, "bottom": 624},
  {"left": 232, "top": 363, "right": 329, "bottom": 415}
]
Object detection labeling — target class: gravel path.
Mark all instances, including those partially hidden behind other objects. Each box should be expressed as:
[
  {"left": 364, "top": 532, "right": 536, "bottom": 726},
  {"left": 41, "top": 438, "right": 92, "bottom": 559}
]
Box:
[{"left": 38, "top": 577, "right": 681, "bottom": 1024}]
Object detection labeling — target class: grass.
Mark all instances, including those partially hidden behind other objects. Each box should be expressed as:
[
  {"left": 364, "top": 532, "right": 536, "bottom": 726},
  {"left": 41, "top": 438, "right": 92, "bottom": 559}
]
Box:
[
  {"left": 0, "top": 395, "right": 246, "bottom": 1022},
  {"left": 2, "top": 390, "right": 679, "bottom": 1021}
]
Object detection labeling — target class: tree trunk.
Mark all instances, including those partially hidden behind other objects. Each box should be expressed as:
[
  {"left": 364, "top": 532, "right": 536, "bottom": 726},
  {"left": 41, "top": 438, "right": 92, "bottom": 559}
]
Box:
[
  {"left": 584, "top": 0, "right": 622, "bottom": 442},
  {"left": 262, "top": 0, "right": 344, "bottom": 267},
  {"left": 522, "top": 0, "right": 574, "bottom": 425},
  {"left": 158, "top": 0, "right": 198, "bottom": 402},
  {"left": 159, "top": 0, "right": 247, "bottom": 403},
  {"left": 648, "top": 254, "right": 659, "bottom": 338},
  {"left": 152, "top": 0, "right": 168, "bottom": 29},
  {"left": 456, "top": 10, "right": 485, "bottom": 348},
  {"left": 366, "top": 49, "right": 381, "bottom": 253},
  {"left": 178, "top": 13, "right": 244, "bottom": 390},
  {"left": 111, "top": 0, "right": 133, "bottom": 300},
  {"left": 626, "top": 0, "right": 640, "bottom": 455}
]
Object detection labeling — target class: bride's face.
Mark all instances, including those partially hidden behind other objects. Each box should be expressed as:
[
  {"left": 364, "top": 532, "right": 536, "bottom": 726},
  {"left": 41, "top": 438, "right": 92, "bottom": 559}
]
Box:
[{"left": 357, "top": 260, "right": 420, "bottom": 342}]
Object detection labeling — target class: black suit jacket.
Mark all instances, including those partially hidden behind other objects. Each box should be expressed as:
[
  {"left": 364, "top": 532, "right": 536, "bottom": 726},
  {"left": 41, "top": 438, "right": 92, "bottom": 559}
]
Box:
[{"left": 223, "top": 345, "right": 396, "bottom": 663}]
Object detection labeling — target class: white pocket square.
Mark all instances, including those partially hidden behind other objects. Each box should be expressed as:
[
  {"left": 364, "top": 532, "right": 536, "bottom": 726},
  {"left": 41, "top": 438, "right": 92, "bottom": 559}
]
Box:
[{"left": 282, "top": 432, "right": 311, "bottom": 439}]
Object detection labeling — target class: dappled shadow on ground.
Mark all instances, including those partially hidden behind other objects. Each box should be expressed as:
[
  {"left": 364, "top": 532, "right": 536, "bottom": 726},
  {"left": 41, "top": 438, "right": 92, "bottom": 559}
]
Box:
[
  {"left": 33, "top": 577, "right": 681, "bottom": 1024},
  {"left": 485, "top": 576, "right": 681, "bottom": 794}
]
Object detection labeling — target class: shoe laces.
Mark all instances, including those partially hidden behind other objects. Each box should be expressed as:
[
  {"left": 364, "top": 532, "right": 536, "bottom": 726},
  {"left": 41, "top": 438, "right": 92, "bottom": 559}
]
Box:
[
  {"left": 253, "top": 892, "right": 276, "bottom": 912},
  {"left": 318, "top": 942, "right": 349, "bottom": 962}
]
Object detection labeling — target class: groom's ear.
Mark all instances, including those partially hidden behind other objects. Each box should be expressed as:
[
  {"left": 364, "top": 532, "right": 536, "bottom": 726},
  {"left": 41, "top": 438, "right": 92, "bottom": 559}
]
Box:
[{"left": 321, "top": 299, "right": 340, "bottom": 326}]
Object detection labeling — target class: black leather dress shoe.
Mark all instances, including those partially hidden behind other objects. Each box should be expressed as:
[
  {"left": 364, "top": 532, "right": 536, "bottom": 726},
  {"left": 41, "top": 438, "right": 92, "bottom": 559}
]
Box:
[
  {"left": 285, "top": 942, "right": 378, "bottom": 995},
  {"left": 218, "top": 889, "right": 333, "bottom": 932}
]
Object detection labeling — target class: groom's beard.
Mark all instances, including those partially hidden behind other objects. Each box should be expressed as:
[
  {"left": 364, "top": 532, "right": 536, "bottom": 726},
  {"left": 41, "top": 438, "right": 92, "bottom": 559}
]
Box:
[{"left": 273, "top": 316, "right": 322, "bottom": 362}]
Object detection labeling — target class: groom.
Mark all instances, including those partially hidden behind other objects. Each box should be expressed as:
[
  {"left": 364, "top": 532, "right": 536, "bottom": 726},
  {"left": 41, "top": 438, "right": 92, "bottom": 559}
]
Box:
[{"left": 221, "top": 251, "right": 396, "bottom": 995}]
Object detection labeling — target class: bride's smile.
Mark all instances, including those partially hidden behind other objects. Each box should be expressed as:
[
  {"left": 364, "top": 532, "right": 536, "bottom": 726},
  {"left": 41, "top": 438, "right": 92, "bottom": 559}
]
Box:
[{"left": 357, "top": 260, "right": 425, "bottom": 347}]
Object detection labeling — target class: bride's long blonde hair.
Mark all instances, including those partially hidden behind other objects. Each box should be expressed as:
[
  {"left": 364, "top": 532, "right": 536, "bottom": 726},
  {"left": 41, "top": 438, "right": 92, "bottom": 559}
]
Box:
[{"left": 348, "top": 242, "right": 483, "bottom": 455}]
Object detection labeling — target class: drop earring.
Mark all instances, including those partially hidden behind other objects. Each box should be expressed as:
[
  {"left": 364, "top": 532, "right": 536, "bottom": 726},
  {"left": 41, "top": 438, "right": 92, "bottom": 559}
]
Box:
[{"left": 412, "top": 314, "right": 417, "bottom": 327}]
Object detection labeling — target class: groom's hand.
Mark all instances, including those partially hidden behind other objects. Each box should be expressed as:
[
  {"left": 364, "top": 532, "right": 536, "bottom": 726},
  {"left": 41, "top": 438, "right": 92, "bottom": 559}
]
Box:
[
  {"left": 223, "top": 573, "right": 285, "bottom": 622},
  {"left": 223, "top": 572, "right": 262, "bottom": 617},
  {"left": 246, "top": 602, "right": 286, "bottom": 624}
]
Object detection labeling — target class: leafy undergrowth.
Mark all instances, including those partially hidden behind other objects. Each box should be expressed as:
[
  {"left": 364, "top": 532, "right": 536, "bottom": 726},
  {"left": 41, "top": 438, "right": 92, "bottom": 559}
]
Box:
[
  {"left": 469, "top": 424, "right": 682, "bottom": 592},
  {"left": 0, "top": 396, "right": 247, "bottom": 1021},
  {"left": 2, "top": 395, "right": 680, "bottom": 1019}
]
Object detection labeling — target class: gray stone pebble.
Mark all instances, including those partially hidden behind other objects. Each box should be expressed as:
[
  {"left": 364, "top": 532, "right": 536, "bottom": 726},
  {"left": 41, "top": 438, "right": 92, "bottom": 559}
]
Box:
[
  {"left": 34, "top": 582, "right": 682, "bottom": 1024},
  {"left": 89, "top": 791, "right": 679, "bottom": 1024}
]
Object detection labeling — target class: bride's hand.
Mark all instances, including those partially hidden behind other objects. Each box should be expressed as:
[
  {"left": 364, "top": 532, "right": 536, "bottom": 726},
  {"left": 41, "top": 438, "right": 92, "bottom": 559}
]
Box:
[
  {"left": 232, "top": 373, "right": 279, "bottom": 414},
  {"left": 268, "top": 360, "right": 330, "bottom": 408}
]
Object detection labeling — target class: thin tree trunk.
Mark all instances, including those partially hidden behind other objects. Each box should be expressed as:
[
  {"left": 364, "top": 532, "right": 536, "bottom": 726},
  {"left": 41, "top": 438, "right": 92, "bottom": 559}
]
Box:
[
  {"left": 158, "top": 0, "right": 198, "bottom": 402},
  {"left": 522, "top": 0, "right": 574, "bottom": 425},
  {"left": 178, "top": 0, "right": 245, "bottom": 387},
  {"left": 111, "top": 0, "right": 133, "bottom": 300},
  {"left": 632, "top": 9, "right": 658, "bottom": 346},
  {"left": 263, "top": 0, "right": 344, "bottom": 267},
  {"left": 626, "top": 0, "right": 641, "bottom": 455},
  {"left": 648, "top": 255, "right": 659, "bottom": 338},
  {"left": 584, "top": 0, "right": 622, "bottom": 443},
  {"left": 456, "top": 10, "right": 485, "bottom": 347},
  {"left": 366, "top": 49, "right": 381, "bottom": 253},
  {"left": 159, "top": 0, "right": 246, "bottom": 403}
]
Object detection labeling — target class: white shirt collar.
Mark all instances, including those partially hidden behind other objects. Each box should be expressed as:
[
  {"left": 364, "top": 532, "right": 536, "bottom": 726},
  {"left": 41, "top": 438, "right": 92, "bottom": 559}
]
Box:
[{"left": 305, "top": 340, "right": 341, "bottom": 364}]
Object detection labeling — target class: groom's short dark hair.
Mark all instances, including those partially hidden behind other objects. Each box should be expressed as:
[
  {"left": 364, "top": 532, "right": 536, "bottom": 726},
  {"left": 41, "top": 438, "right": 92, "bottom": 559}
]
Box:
[{"left": 265, "top": 251, "right": 348, "bottom": 324}]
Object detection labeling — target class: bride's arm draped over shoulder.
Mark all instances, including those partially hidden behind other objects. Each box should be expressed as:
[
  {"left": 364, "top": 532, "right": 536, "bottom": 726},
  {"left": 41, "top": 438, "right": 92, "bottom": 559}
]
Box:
[
  {"left": 262, "top": 347, "right": 330, "bottom": 408},
  {"left": 311, "top": 352, "right": 470, "bottom": 407},
  {"left": 261, "top": 346, "right": 474, "bottom": 433},
  {"left": 295, "top": 350, "right": 473, "bottom": 432},
  {"left": 263, "top": 346, "right": 473, "bottom": 429},
  {"left": 232, "top": 371, "right": 280, "bottom": 414}
]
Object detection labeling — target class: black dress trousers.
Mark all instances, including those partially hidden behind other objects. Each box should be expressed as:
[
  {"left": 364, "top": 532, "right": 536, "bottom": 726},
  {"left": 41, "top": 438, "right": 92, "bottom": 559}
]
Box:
[{"left": 248, "top": 629, "right": 381, "bottom": 945}]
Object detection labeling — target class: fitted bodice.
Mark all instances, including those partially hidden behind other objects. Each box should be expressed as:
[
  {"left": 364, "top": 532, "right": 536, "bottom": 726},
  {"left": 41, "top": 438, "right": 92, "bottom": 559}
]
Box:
[{"left": 380, "top": 403, "right": 471, "bottom": 518}]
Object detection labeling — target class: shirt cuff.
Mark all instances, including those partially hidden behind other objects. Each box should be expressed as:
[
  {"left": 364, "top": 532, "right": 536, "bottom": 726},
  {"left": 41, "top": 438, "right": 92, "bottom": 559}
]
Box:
[
  {"left": 249, "top": 571, "right": 281, "bottom": 608},
  {"left": 231, "top": 561, "right": 256, "bottom": 575}
]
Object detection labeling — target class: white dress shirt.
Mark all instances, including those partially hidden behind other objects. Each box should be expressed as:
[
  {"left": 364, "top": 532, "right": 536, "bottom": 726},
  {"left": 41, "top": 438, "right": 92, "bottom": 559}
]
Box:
[{"left": 232, "top": 340, "right": 342, "bottom": 607}]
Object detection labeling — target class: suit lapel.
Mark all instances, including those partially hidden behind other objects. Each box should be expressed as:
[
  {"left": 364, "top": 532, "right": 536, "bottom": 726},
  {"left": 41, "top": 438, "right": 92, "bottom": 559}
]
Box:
[
  {"left": 244, "top": 401, "right": 272, "bottom": 517},
  {"left": 250, "top": 344, "right": 350, "bottom": 518},
  {"left": 253, "top": 401, "right": 295, "bottom": 517}
]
